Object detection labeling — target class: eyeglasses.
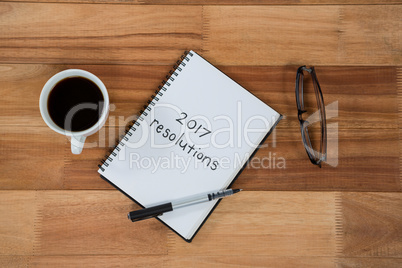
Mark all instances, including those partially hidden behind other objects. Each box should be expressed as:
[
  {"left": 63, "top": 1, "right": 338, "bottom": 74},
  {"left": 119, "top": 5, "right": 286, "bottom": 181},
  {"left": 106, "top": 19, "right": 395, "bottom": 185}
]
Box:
[{"left": 295, "top": 66, "right": 327, "bottom": 167}]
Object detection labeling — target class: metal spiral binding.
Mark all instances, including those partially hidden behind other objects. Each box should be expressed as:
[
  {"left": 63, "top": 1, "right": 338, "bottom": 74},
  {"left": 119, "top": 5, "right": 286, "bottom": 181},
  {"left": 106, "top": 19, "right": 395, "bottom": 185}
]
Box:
[{"left": 98, "top": 50, "right": 194, "bottom": 172}]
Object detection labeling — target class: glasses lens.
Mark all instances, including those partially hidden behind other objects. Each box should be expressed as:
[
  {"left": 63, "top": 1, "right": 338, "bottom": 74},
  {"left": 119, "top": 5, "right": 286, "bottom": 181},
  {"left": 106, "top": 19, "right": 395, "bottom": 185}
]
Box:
[{"left": 303, "top": 120, "right": 323, "bottom": 163}]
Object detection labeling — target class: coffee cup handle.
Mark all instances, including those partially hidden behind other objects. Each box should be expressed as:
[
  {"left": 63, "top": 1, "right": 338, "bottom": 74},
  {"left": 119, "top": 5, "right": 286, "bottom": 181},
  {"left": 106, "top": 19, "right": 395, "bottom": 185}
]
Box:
[{"left": 71, "top": 135, "right": 87, "bottom": 154}]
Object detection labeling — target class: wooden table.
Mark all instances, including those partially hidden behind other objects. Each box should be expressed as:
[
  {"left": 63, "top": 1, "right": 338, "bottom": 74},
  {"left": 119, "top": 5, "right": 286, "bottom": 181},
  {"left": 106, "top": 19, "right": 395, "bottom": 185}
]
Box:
[{"left": 1, "top": 1, "right": 401, "bottom": 267}]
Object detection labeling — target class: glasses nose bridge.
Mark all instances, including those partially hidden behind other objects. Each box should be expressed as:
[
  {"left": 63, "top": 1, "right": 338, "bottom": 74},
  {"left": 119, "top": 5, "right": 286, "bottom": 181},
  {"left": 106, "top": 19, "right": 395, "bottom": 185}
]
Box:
[{"left": 297, "top": 109, "right": 306, "bottom": 122}]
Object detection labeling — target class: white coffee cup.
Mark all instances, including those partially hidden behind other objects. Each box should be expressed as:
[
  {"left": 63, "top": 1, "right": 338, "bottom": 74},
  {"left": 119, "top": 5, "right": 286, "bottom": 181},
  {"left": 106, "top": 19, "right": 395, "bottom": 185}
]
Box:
[{"left": 39, "top": 69, "right": 109, "bottom": 154}]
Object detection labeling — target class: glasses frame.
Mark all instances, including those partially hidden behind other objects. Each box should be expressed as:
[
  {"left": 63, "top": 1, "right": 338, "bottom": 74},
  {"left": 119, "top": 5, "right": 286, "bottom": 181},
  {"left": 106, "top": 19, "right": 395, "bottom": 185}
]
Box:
[{"left": 295, "top": 66, "right": 327, "bottom": 167}]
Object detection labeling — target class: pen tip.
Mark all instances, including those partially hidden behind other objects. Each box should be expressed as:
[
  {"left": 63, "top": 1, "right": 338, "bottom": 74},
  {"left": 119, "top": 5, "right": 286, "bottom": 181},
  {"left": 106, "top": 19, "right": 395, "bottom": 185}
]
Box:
[
  {"left": 233, "top": 189, "right": 242, "bottom": 193},
  {"left": 127, "top": 213, "right": 131, "bottom": 220}
]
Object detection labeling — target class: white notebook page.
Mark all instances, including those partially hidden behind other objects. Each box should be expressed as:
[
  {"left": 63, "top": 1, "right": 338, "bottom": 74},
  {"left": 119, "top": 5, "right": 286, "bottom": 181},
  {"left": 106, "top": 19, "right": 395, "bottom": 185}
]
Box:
[{"left": 99, "top": 51, "right": 281, "bottom": 240}]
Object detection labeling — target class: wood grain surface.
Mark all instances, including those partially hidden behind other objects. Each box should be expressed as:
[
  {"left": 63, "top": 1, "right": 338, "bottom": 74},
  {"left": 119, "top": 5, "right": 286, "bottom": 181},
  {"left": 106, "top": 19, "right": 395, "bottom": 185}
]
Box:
[
  {"left": 0, "top": 1, "right": 401, "bottom": 267},
  {"left": 4, "top": 0, "right": 402, "bottom": 5},
  {"left": 1, "top": 3, "right": 400, "bottom": 65},
  {"left": 0, "top": 191, "right": 400, "bottom": 267}
]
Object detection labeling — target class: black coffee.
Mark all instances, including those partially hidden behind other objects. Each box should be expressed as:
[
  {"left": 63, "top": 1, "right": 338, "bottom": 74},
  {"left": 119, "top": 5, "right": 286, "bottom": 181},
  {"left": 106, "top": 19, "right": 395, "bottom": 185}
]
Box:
[{"left": 48, "top": 77, "right": 104, "bottom": 132}]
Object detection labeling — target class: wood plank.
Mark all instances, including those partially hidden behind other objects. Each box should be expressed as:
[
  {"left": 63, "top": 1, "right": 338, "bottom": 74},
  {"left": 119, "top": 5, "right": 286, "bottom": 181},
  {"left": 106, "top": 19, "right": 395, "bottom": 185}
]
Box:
[
  {"left": 1, "top": 4, "right": 400, "bottom": 65},
  {"left": 1, "top": 64, "right": 399, "bottom": 191},
  {"left": 0, "top": 256, "right": 29, "bottom": 268},
  {"left": 5, "top": 254, "right": 401, "bottom": 266},
  {"left": 167, "top": 192, "right": 402, "bottom": 266},
  {"left": 339, "top": 192, "right": 402, "bottom": 257},
  {"left": 1, "top": 64, "right": 398, "bottom": 129},
  {"left": 28, "top": 255, "right": 167, "bottom": 268},
  {"left": 0, "top": 127, "right": 66, "bottom": 190},
  {"left": 7, "top": 255, "right": 401, "bottom": 268},
  {"left": 336, "top": 258, "right": 402, "bottom": 268},
  {"left": 169, "top": 191, "right": 337, "bottom": 255},
  {"left": 0, "top": 3, "right": 202, "bottom": 64},
  {"left": 33, "top": 190, "right": 167, "bottom": 255},
  {"left": 0, "top": 191, "right": 36, "bottom": 255},
  {"left": 0, "top": 190, "right": 168, "bottom": 257},
  {"left": 1, "top": 191, "right": 400, "bottom": 267},
  {"left": 4, "top": 0, "right": 402, "bottom": 5},
  {"left": 0, "top": 64, "right": 61, "bottom": 127},
  {"left": 204, "top": 5, "right": 402, "bottom": 66},
  {"left": 166, "top": 256, "right": 336, "bottom": 267},
  {"left": 398, "top": 67, "right": 402, "bottom": 192},
  {"left": 167, "top": 256, "right": 402, "bottom": 267}
]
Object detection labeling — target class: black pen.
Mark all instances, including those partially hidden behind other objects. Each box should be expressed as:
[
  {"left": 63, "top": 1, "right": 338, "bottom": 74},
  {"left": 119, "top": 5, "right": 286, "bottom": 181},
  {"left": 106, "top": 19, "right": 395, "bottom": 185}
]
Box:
[{"left": 128, "top": 189, "right": 242, "bottom": 222}]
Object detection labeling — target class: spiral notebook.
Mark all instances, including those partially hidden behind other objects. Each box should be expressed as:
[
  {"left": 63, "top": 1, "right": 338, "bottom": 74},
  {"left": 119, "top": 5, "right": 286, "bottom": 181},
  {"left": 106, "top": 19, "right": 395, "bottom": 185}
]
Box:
[{"left": 98, "top": 51, "right": 282, "bottom": 242}]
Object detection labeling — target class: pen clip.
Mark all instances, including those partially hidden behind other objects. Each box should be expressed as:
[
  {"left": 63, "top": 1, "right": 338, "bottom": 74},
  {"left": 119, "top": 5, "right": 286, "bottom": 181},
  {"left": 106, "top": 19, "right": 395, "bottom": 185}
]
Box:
[{"left": 128, "top": 203, "right": 173, "bottom": 222}]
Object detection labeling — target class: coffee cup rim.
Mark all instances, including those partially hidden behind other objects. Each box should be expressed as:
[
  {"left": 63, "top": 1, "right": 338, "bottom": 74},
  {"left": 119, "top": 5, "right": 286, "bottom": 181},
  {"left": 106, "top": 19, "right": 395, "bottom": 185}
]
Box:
[{"left": 39, "top": 69, "right": 109, "bottom": 137}]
